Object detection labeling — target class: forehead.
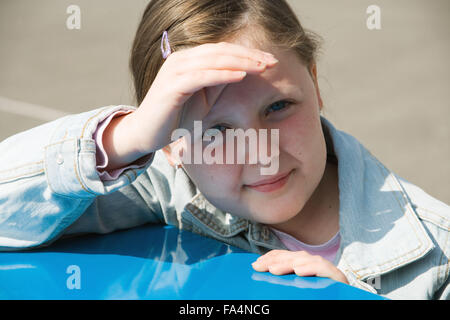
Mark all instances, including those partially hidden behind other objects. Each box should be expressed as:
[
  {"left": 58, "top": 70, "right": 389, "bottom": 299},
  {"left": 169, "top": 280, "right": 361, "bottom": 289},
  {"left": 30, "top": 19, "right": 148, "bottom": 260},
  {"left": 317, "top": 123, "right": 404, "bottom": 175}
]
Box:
[{"left": 204, "top": 47, "right": 309, "bottom": 118}]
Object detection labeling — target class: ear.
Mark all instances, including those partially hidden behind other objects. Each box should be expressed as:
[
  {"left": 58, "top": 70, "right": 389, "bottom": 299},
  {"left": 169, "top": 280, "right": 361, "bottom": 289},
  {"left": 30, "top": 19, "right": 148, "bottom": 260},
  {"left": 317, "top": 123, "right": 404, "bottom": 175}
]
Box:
[
  {"left": 162, "top": 139, "right": 184, "bottom": 168},
  {"left": 310, "top": 63, "right": 324, "bottom": 110}
]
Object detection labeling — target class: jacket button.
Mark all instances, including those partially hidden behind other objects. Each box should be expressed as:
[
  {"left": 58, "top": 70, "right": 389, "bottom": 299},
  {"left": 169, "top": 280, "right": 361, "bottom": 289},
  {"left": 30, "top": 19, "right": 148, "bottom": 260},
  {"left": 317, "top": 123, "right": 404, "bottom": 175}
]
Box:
[{"left": 56, "top": 154, "right": 64, "bottom": 165}]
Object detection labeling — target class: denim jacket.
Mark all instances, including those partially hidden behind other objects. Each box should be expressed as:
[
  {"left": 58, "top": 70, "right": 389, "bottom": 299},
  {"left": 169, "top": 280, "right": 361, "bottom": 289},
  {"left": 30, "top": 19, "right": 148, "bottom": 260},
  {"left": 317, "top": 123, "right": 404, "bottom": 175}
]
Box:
[{"left": 0, "top": 105, "right": 448, "bottom": 300}]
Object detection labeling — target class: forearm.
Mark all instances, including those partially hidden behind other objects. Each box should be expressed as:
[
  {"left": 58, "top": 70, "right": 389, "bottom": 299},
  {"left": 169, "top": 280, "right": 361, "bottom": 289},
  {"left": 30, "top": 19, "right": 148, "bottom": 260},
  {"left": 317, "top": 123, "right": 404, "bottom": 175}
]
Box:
[
  {"left": 0, "top": 106, "right": 145, "bottom": 250},
  {"left": 101, "top": 104, "right": 182, "bottom": 171},
  {"left": 101, "top": 112, "right": 149, "bottom": 171}
]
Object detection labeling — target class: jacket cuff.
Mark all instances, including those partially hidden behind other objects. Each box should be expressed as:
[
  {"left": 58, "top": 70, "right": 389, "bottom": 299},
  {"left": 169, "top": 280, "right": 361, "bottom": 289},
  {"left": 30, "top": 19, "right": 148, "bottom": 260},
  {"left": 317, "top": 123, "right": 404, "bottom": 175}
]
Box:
[{"left": 44, "top": 105, "right": 153, "bottom": 198}]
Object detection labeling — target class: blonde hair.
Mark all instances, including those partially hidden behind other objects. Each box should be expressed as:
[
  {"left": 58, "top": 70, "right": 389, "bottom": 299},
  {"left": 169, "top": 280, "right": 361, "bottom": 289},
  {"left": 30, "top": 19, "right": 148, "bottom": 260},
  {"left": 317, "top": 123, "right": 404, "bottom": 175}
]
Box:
[{"left": 130, "top": 0, "right": 322, "bottom": 105}]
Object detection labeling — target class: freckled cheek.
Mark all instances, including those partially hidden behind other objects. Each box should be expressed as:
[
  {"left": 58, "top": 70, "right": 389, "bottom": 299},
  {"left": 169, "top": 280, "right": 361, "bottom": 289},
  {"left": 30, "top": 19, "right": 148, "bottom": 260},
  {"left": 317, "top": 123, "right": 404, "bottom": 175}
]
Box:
[
  {"left": 278, "top": 115, "right": 315, "bottom": 161},
  {"left": 183, "top": 163, "right": 243, "bottom": 195}
]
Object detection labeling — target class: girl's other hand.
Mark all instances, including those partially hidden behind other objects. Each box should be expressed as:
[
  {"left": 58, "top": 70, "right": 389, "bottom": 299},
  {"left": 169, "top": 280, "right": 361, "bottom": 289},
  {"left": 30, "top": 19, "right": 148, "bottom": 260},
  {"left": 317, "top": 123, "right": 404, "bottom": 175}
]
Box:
[{"left": 251, "top": 249, "right": 349, "bottom": 284}]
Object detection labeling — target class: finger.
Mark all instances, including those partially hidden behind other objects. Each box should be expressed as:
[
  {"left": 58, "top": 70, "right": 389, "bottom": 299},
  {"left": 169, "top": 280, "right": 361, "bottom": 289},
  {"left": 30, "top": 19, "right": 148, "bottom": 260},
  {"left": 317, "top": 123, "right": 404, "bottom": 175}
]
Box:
[
  {"left": 293, "top": 259, "right": 347, "bottom": 283},
  {"left": 180, "top": 41, "right": 277, "bottom": 66},
  {"left": 252, "top": 250, "right": 289, "bottom": 270},
  {"left": 180, "top": 54, "right": 276, "bottom": 75},
  {"left": 291, "top": 252, "right": 320, "bottom": 265},
  {"left": 258, "top": 250, "right": 310, "bottom": 267},
  {"left": 291, "top": 255, "right": 323, "bottom": 275},
  {"left": 267, "top": 263, "right": 295, "bottom": 275},
  {"left": 253, "top": 251, "right": 298, "bottom": 274},
  {"left": 257, "top": 249, "right": 289, "bottom": 260},
  {"left": 255, "top": 251, "right": 289, "bottom": 267},
  {"left": 176, "top": 69, "right": 247, "bottom": 98},
  {"left": 293, "top": 264, "right": 318, "bottom": 277},
  {"left": 174, "top": 70, "right": 247, "bottom": 130},
  {"left": 251, "top": 260, "right": 269, "bottom": 272}
]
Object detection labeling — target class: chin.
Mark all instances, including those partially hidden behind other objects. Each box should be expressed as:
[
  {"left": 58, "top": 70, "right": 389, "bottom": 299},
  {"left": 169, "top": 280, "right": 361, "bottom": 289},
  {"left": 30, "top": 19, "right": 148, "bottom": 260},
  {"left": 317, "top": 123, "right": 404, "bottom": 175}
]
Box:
[{"left": 247, "top": 196, "right": 305, "bottom": 225}]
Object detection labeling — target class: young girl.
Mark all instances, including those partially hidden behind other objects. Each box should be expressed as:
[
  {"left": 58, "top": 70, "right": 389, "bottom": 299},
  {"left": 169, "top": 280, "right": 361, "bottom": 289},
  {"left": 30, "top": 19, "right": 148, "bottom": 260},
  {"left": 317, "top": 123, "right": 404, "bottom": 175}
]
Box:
[{"left": 0, "top": 0, "right": 448, "bottom": 300}]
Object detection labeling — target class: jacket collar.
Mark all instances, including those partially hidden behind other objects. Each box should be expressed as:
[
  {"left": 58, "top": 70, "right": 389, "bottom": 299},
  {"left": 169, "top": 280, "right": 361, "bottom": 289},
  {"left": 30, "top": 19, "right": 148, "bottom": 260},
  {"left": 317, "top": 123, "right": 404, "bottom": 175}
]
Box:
[
  {"left": 186, "top": 194, "right": 249, "bottom": 238},
  {"left": 185, "top": 116, "right": 435, "bottom": 280},
  {"left": 186, "top": 194, "right": 287, "bottom": 252},
  {"left": 321, "top": 116, "right": 435, "bottom": 280}
]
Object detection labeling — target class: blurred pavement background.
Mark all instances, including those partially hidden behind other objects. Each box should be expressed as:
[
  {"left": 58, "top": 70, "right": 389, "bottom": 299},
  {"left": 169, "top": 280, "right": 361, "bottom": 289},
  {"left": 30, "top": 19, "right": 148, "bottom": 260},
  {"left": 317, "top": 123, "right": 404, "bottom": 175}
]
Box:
[{"left": 0, "top": 0, "right": 449, "bottom": 203}]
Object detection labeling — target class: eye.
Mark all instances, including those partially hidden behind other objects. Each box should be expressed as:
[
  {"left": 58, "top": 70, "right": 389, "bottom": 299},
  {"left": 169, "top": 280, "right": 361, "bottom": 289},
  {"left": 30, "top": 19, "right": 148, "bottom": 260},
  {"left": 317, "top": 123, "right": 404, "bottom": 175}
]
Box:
[
  {"left": 203, "top": 124, "right": 229, "bottom": 138},
  {"left": 264, "top": 100, "right": 292, "bottom": 116}
]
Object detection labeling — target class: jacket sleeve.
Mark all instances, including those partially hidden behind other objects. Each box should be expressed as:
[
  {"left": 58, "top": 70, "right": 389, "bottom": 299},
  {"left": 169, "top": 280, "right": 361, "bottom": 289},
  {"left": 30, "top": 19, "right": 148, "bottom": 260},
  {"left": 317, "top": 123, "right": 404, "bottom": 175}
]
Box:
[{"left": 0, "top": 105, "right": 165, "bottom": 251}]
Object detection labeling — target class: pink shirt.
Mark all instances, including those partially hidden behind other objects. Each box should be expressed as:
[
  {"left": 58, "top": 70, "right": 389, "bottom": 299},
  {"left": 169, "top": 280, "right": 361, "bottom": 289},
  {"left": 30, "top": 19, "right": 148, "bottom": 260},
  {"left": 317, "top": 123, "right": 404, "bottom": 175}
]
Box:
[
  {"left": 93, "top": 110, "right": 151, "bottom": 180},
  {"left": 270, "top": 228, "right": 340, "bottom": 263}
]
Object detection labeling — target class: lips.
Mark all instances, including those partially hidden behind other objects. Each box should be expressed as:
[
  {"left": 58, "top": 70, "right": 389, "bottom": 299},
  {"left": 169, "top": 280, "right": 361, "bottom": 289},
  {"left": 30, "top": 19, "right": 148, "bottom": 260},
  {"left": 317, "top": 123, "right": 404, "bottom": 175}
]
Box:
[
  {"left": 246, "top": 170, "right": 292, "bottom": 187},
  {"left": 245, "top": 171, "right": 292, "bottom": 193}
]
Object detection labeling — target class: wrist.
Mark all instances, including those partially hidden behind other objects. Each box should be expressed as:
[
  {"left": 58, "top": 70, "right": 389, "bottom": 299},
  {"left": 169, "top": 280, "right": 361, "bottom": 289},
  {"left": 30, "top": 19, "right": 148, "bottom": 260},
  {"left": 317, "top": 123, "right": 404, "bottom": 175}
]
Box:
[{"left": 102, "top": 111, "right": 147, "bottom": 171}]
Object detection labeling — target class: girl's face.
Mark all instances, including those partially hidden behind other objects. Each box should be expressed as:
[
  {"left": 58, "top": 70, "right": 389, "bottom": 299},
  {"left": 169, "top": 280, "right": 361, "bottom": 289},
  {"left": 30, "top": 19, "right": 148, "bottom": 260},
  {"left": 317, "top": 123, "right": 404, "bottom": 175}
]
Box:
[{"left": 174, "top": 44, "right": 327, "bottom": 225}]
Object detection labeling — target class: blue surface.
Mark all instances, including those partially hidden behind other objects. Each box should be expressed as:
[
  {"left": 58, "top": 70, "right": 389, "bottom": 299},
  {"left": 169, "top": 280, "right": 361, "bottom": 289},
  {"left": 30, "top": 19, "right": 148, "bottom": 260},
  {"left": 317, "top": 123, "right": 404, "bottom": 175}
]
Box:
[{"left": 0, "top": 224, "right": 384, "bottom": 300}]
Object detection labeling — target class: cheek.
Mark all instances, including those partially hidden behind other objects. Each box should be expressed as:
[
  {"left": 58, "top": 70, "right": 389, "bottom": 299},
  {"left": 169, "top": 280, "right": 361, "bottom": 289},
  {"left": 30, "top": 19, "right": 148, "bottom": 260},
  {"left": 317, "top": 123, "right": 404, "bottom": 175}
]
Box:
[
  {"left": 278, "top": 106, "right": 327, "bottom": 197},
  {"left": 181, "top": 137, "right": 245, "bottom": 196},
  {"left": 183, "top": 162, "right": 243, "bottom": 197},
  {"left": 278, "top": 108, "right": 321, "bottom": 160}
]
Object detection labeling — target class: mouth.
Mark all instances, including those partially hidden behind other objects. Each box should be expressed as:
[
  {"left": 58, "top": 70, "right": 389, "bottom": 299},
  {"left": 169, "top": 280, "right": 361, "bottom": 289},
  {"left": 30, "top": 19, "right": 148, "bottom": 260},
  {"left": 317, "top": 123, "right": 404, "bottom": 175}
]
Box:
[{"left": 245, "top": 169, "right": 294, "bottom": 193}]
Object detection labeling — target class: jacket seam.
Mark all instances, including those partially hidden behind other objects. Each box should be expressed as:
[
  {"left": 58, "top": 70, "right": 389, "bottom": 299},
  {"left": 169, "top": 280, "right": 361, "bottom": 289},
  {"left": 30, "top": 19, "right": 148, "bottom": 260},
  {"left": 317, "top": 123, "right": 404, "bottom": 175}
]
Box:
[
  {"left": 417, "top": 207, "right": 450, "bottom": 224},
  {"left": 45, "top": 138, "right": 74, "bottom": 149},
  {"left": 129, "top": 169, "right": 137, "bottom": 180},
  {"left": 353, "top": 245, "right": 423, "bottom": 279},
  {"left": 42, "top": 139, "right": 96, "bottom": 198},
  {"left": 76, "top": 106, "right": 134, "bottom": 193},
  {"left": 44, "top": 147, "right": 56, "bottom": 196},
  {"left": 394, "top": 172, "right": 449, "bottom": 230},
  {"left": 352, "top": 211, "right": 423, "bottom": 277},
  {"left": 61, "top": 129, "right": 68, "bottom": 140},
  {"left": 389, "top": 165, "right": 427, "bottom": 252},
  {"left": 72, "top": 139, "right": 97, "bottom": 196},
  {"left": 340, "top": 257, "right": 377, "bottom": 293},
  {"left": 43, "top": 151, "right": 78, "bottom": 200},
  {"left": 44, "top": 139, "right": 96, "bottom": 152},
  {"left": 415, "top": 207, "right": 450, "bottom": 231},
  {"left": 0, "top": 169, "right": 44, "bottom": 183},
  {"left": 0, "top": 160, "right": 44, "bottom": 175},
  {"left": 438, "top": 230, "right": 449, "bottom": 285},
  {"left": 80, "top": 107, "right": 109, "bottom": 139},
  {"left": 418, "top": 215, "right": 450, "bottom": 232},
  {"left": 123, "top": 171, "right": 132, "bottom": 184}
]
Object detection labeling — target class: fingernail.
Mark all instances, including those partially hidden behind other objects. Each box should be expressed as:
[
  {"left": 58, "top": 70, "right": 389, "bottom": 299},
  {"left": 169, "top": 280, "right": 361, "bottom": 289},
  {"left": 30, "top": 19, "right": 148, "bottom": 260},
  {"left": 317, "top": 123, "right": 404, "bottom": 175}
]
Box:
[{"left": 264, "top": 53, "right": 278, "bottom": 64}]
